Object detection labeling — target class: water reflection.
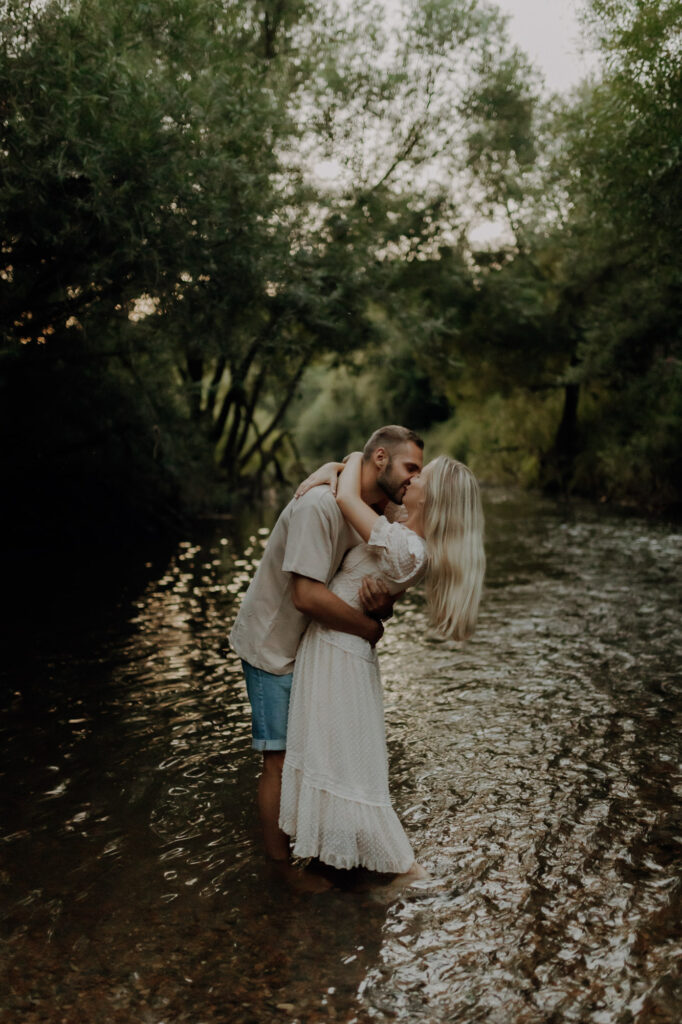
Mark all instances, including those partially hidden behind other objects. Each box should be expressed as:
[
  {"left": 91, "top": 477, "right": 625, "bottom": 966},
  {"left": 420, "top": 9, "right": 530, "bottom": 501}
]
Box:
[{"left": 1, "top": 491, "right": 681, "bottom": 1023}]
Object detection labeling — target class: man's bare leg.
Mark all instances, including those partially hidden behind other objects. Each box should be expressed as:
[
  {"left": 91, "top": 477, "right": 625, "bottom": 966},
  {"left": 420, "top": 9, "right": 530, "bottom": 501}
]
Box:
[
  {"left": 259, "top": 751, "right": 332, "bottom": 891},
  {"left": 259, "top": 751, "right": 289, "bottom": 861}
]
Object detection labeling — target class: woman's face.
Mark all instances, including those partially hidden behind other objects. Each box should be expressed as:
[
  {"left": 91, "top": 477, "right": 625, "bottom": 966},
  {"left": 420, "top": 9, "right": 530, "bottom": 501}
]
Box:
[{"left": 403, "top": 460, "right": 432, "bottom": 513}]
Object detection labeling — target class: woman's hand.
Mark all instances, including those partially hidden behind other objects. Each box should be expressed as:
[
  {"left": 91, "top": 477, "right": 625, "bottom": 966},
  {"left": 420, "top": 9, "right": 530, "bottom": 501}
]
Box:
[
  {"left": 360, "top": 576, "right": 396, "bottom": 621},
  {"left": 295, "top": 461, "right": 345, "bottom": 499}
]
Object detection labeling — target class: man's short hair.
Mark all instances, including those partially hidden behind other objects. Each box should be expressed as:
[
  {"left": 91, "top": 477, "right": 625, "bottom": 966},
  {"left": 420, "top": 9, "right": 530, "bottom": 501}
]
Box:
[{"left": 363, "top": 425, "right": 424, "bottom": 460}]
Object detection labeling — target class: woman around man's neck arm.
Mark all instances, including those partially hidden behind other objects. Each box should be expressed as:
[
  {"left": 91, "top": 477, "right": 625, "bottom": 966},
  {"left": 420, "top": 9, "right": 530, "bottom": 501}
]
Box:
[{"left": 336, "top": 452, "right": 379, "bottom": 542}]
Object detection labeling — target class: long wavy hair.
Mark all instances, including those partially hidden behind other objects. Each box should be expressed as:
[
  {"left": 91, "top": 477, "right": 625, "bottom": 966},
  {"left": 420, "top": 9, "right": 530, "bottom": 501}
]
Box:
[{"left": 422, "top": 456, "right": 485, "bottom": 640}]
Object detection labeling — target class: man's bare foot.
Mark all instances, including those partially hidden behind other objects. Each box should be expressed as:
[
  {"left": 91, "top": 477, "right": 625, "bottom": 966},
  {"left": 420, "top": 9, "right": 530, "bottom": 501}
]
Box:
[{"left": 270, "top": 860, "right": 334, "bottom": 894}]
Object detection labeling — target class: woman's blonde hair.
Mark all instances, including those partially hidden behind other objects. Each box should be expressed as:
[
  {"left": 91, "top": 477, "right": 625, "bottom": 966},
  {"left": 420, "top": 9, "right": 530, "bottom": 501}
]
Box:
[{"left": 423, "top": 456, "right": 485, "bottom": 641}]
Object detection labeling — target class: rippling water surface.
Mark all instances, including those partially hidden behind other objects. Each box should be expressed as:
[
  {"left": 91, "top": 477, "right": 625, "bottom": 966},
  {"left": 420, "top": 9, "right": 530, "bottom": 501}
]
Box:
[{"left": 1, "top": 491, "right": 681, "bottom": 1023}]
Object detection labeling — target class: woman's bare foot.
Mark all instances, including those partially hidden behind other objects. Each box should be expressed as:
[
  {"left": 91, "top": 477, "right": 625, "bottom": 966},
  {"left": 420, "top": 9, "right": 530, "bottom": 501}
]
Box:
[{"left": 388, "top": 861, "right": 431, "bottom": 887}]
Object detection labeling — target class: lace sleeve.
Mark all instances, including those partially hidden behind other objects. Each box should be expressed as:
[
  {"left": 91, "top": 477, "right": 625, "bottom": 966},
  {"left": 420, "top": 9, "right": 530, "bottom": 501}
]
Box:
[{"left": 367, "top": 516, "right": 427, "bottom": 586}]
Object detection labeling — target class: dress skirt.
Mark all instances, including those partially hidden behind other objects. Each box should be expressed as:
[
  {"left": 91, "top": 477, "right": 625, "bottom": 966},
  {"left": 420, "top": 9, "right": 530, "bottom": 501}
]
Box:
[{"left": 279, "top": 622, "right": 415, "bottom": 873}]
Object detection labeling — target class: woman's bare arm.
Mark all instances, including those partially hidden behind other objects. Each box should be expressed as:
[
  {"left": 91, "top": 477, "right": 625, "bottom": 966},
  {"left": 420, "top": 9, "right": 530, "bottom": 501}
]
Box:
[
  {"left": 294, "top": 461, "right": 345, "bottom": 498},
  {"left": 335, "top": 452, "right": 379, "bottom": 541}
]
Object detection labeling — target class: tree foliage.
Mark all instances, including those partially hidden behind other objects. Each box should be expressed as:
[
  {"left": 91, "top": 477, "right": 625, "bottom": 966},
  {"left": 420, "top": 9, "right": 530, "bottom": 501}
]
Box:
[
  {"left": 547, "top": 0, "right": 682, "bottom": 503},
  {"left": 1, "top": 0, "right": 679, "bottom": 550},
  {"left": 1, "top": 0, "right": 532, "bottom": 545},
  {"left": 402, "top": 0, "right": 682, "bottom": 508}
]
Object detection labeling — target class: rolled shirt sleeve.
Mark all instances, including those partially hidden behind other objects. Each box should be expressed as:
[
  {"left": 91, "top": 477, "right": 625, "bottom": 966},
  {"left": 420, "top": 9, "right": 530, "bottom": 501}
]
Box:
[{"left": 281, "top": 488, "right": 342, "bottom": 583}]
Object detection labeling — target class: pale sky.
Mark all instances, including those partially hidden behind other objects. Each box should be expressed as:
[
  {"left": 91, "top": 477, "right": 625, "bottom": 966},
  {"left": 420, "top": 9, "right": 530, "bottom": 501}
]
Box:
[
  {"left": 494, "top": 0, "right": 595, "bottom": 93},
  {"left": 318, "top": 1, "right": 598, "bottom": 242},
  {"left": 377, "top": 0, "right": 596, "bottom": 93},
  {"left": 470, "top": 0, "right": 597, "bottom": 243}
]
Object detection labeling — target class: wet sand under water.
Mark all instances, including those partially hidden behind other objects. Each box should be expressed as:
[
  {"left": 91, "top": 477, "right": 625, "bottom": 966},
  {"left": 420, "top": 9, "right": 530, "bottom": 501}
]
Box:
[{"left": 1, "top": 490, "right": 681, "bottom": 1023}]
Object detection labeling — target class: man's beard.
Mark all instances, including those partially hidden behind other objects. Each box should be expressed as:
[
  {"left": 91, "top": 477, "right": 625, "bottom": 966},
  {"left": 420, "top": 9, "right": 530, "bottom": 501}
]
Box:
[{"left": 376, "top": 460, "right": 405, "bottom": 504}]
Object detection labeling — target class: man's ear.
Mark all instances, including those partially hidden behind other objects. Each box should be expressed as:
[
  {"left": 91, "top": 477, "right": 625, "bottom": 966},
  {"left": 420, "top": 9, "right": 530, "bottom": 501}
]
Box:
[{"left": 373, "top": 446, "right": 388, "bottom": 469}]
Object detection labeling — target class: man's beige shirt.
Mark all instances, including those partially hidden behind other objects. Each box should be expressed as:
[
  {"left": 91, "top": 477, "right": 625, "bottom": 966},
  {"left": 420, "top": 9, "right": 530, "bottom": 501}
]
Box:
[{"left": 229, "top": 487, "right": 360, "bottom": 675}]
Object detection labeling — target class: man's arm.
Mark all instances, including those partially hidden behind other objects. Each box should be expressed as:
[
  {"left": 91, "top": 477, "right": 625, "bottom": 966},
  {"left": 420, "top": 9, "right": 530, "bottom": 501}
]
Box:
[{"left": 291, "top": 575, "right": 383, "bottom": 646}]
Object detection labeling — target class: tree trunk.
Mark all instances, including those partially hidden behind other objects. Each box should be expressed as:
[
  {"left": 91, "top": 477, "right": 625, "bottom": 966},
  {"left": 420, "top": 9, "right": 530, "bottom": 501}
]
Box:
[
  {"left": 544, "top": 381, "right": 580, "bottom": 493},
  {"left": 185, "top": 354, "right": 204, "bottom": 420},
  {"left": 236, "top": 353, "right": 311, "bottom": 472}
]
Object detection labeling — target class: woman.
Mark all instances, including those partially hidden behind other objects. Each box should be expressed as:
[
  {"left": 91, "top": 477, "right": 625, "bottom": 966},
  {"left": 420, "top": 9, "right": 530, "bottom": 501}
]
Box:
[{"left": 279, "top": 452, "right": 485, "bottom": 879}]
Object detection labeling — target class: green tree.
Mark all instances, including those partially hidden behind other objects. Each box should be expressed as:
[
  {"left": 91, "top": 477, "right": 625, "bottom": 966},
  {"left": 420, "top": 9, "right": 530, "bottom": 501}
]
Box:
[
  {"left": 548, "top": 0, "right": 682, "bottom": 504},
  {"left": 424, "top": 0, "right": 682, "bottom": 508},
  {"left": 1, "top": 0, "right": 533, "bottom": 544}
]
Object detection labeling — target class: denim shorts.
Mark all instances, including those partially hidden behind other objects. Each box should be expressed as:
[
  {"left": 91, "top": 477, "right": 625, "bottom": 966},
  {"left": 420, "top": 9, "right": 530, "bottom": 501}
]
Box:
[{"left": 241, "top": 660, "right": 293, "bottom": 752}]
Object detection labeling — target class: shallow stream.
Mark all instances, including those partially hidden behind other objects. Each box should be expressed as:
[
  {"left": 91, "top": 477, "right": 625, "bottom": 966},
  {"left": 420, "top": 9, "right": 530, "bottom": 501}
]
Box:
[{"left": 1, "top": 490, "right": 681, "bottom": 1023}]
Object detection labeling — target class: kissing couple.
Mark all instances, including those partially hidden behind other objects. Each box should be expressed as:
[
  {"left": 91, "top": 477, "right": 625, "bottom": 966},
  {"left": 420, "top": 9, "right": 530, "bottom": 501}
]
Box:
[{"left": 230, "top": 425, "right": 485, "bottom": 885}]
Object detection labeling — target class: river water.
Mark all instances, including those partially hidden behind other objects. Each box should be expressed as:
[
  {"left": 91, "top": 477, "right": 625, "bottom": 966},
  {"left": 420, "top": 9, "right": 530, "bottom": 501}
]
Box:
[{"left": 1, "top": 490, "right": 681, "bottom": 1024}]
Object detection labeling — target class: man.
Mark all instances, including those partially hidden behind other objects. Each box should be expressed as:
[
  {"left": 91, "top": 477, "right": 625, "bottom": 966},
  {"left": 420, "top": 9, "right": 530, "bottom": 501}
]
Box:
[{"left": 229, "top": 425, "right": 424, "bottom": 862}]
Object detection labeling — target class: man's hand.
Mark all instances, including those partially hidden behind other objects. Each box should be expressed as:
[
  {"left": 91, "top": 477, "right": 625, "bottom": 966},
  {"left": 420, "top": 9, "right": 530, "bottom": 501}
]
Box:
[
  {"left": 360, "top": 575, "right": 397, "bottom": 621},
  {"left": 364, "top": 616, "right": 384, "bottom": 647}
]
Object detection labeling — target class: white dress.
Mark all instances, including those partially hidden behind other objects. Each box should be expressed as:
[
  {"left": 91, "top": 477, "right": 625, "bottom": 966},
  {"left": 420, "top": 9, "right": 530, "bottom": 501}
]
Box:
[{"left": 279, "top": 516, "right": 427, "bottom": 873}]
